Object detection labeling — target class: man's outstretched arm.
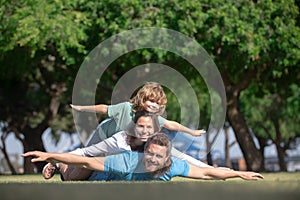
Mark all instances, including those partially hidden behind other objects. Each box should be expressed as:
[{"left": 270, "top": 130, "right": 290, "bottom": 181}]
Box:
[
  {"left": 187, "top": 164, "right": 264, "bottom": 181},
  {"left": 22, "top": 151, "right": 105, "bottom": 171}
]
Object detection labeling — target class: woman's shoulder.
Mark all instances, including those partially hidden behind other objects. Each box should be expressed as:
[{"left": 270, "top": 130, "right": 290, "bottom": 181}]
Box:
[
  {"left": 112, "top": 130, "right": 128, "bottom": 140},
  {"left": 112, "top": 131, "right": 131, "bottom": 150}
]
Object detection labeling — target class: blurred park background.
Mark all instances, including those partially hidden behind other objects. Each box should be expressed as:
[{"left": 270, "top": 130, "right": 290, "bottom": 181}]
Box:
[{"left": 0, "top": 0, "right": 299, "bottom": 175}]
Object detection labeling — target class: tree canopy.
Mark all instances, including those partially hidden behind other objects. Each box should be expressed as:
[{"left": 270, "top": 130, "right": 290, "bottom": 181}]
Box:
[{"left": 0, "top": 0, "right": 299, "bottom": 172}]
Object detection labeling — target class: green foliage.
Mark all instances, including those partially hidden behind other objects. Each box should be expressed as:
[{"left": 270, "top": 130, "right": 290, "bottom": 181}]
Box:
[
  {"left": 198, "top": 0, "right": 300, "bottom": 85},
  {"left": 163, "top": 76, "right": 211, "bottom": 129},
  {"left": 0, "top": 0, "right": 299, "bottom": 169},
  {"left": 241, "top": 83, "right": 300, "bottom": 141},
  {"left": 0, "top": 0, "right": 89, "bottom": 64}
]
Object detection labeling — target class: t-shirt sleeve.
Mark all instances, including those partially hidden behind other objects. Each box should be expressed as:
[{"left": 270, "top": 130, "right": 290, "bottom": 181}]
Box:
[
  {"left": 158, "top": 116, "right": 166, "bottom": 127},
  {"left": 104, "top": 151, "right": 136, "bottom": 174},
  {"left": 80, "top": 131, "right": 130, "bottom": 157},
  {"left": 159, "top": 158, "right": 190, "bottom": 181},
  {"left": 107, "top": 102, "right": 131, "bottom": 118},
  {"left": 107, "top": 102, "right": 134, "bottom": 132}
]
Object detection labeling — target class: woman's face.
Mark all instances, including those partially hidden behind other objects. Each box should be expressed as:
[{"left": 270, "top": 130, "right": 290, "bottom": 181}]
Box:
[{"left": 134, "top": 116, "right": 155, "bottom": 142}]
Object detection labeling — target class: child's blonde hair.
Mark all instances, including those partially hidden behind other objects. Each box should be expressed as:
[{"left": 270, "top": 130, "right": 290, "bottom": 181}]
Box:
[{"left": 130, "top": 82, "right": 167, "bottom": 115}]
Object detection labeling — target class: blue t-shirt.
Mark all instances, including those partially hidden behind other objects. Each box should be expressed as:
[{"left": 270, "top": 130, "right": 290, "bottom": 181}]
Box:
[{"left": 88, "top": 151, "right": 190, "bottom": 181}]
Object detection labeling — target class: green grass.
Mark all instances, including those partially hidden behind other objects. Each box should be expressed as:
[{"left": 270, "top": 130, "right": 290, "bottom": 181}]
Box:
[{"left": 1, "top": 172, "right": 300, "bottom": 200}]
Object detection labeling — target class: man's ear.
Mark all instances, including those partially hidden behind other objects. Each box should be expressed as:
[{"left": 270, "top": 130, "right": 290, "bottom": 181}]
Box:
[{"left": 165, "top": 155, "right": 172, "bottom": 167}]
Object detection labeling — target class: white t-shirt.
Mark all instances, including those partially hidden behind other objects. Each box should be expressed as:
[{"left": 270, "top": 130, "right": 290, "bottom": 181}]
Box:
[
  {"left": 71, "top": 131, "right": 130, "bottom": 157},
  {"left": 71, "top": 130, "right": 212, "bottom": 168}
]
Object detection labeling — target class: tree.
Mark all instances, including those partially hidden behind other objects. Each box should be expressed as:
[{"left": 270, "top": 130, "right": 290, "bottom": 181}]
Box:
[
  {"left": 0, "top": 0, "right": 89, "bottom": 172},
  {"left": 241, "top": 83, "right": 300, "bottom": 171},
  {"left": 1, "top": 0, "right": 299, "bottom": 173},
  {"left": 196, "top": 0, "right": 300, "bottom": 170}
]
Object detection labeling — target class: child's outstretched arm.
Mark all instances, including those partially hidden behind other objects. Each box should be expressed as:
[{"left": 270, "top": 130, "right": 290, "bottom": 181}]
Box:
[
  {"left": 70, "top": 104, "right": 108, "bottom": 114},
  {"left": 163, "top": 120, "right": 206, "bottom": 136}
]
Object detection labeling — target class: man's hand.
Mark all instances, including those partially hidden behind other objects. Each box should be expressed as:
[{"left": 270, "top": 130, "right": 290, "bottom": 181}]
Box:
[
  {"left": 22, "top": 151, "right": 51, "bottom": 163},
  {"left": 238, "top": 171, "right": 264, "bottom": 180}
]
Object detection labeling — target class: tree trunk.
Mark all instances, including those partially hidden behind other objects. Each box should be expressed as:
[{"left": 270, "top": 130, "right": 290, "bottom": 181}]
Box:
[
  {"left": 206, "top": 151, "right": 213, "bottom": 166},
  {"left": 224, "top": 126, "right": 232, "bottom": 168},
  {"left": 273, "top": 120, "right": 287, "bottom": 171},
  {"left": 21, "top": 81, "right": 65, "bottom": 173},
  {"left": 205, "top": 133, "right": 213, "bottom": 165},
  {"left": 205, "top": 130, "right": 220, "bottom": 166},
  {"left": 23, "top": 129, "right": 47, "bottom": 173},
  {"left": 257, "top": 136, "right": 267, "bottom": 171},
  {"left": 0, "top": 135, "right": 17, "bottom": 174},
  {"left": 274, "top": 142, "right": 287, "bottom": 171},
  {"left": 226, "top": 83, "right": 264, "bottom": 171},
  {"left": 222, "top": 68, "right": 264, "bottom": 171}
]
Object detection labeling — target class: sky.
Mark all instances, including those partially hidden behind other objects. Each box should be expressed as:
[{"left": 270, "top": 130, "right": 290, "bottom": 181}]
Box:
[{"left": 2, "top": 128, "right": 82, "bottom": 165}]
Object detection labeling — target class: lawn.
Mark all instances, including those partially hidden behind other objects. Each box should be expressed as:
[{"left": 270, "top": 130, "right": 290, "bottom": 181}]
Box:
[{"left": 1, "top": 172, "right": 299, "bottom": 200}]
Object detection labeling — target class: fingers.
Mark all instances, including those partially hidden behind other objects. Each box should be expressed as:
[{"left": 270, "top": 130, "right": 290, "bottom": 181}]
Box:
[
  {"left": 253, "top": 173, "right": 264, "bottom": 179},
  {"left": 31, "top": 157, "right": 43, "bottom": 163},
  {"left": 193, "top": 129, "right": 206, "bottom": 136},
  {"left": 217, "top": 167, "right": 232, "bottom": 171},
  {"left": 244, "top": 172, "right": 264, "bottom": 180},
  {"left": 21, "top": 151, "right": 39, "bottom": 163},
  {"left": 21, "top": 151, "right": 47, "bottom": 163},
  {"left": 249, "top": 172, "right": 264, "bottom": 180},
  {"left": 21, "top": 151, "right": 36, "bottom": 157},
  {"left": 70, "top": 104, "right": 82, "bottom": 111}
]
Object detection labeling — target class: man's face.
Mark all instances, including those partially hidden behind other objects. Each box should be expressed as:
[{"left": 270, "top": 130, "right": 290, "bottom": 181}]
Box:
[
  {"left": 143, "top": 143, "right": 168, "bottom": 173},
  {"left": 135, "top": 116, "right": 155, "bottom": 142}
]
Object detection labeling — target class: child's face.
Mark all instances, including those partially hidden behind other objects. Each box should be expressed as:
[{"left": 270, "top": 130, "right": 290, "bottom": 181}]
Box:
[{"left": 144, "top": 100, "right": 160, "bottom": 113}]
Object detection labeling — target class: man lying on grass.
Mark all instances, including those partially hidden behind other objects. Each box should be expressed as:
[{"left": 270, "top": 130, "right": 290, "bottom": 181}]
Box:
[{"left": 23, "top": 132, "right": 264, "bottom": 181}]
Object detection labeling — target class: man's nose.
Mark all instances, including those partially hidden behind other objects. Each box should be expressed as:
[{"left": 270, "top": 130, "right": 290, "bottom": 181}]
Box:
[{"left": 150, "top": 155, "right": 157, "bottom": 163}]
